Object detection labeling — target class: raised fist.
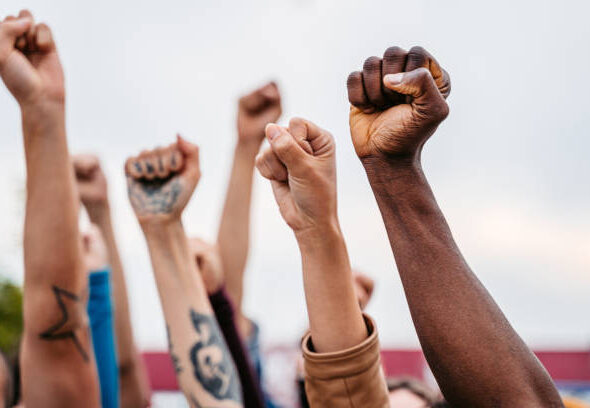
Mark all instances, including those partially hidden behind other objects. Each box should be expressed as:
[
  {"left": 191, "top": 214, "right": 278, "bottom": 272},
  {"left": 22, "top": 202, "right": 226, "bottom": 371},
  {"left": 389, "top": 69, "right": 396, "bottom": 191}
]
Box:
[
  {"left": 0, "top": 10, "right": 64, "bottom": 106},
  {"left": 189, "top": 238, "right": 224, "bottom": 295},
  {"left": 73, "top": 154, "right": 108, "bottom": 208},
  {"left": 125, "top": 135, "right": 200, "bottom": 224},
  {"left": 347, "top": 46, "right": 451, "bottom": 160},
  {"left": 237, "top": 82, "right": 282, "bottom": 145},
  {"left": 255, "top": 118, "right": 337, "bottom": 234}
]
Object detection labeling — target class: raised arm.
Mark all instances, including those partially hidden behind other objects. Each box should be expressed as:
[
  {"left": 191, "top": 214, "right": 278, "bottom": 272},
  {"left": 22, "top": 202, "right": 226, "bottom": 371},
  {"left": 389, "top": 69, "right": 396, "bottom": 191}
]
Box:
[
  {"left": 347, "top": 46, "right": 563, "bottom": 407},
  {"left": 126, "top": 137, "right": 243, "bottom": 408},
  {"left": 189, "top": 238, "right": 266, "bottom": 408},
  {"left": 256, "top": 119, "right": 389, "bottom": 407},
  {"left": 0, "top": 11, "right": 99, "bottom": 407},
  {"left": 73, "top": 154, "right": 151, "bottom": 407},
  {"left": 217, "top": 82, "right": 281, "bottom": 337}
]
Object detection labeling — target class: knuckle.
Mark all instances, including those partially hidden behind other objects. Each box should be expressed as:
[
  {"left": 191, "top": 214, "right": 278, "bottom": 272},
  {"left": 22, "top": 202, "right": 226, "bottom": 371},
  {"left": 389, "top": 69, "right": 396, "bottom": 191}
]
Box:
[
  {"left": 383, "top": 46, "right": 406, "bottom": 62},
  {"left": 363, "top": 56, "right": 381, "bottom": 72},
  {"left": 347, "top": 71, "right": 362, "bottom": 87}
]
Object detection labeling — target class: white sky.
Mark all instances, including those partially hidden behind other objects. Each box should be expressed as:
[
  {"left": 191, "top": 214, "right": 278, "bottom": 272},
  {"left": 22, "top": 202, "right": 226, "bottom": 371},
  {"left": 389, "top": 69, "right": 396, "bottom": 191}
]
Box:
[{"left": 1, "top": 0, "right": 589, "bottom": 351}]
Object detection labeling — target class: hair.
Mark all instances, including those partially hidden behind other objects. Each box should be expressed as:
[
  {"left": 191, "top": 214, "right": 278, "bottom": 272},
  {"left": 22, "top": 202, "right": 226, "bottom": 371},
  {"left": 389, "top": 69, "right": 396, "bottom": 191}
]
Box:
[{"left": 386, "top": 376, "right": 443, "bottom": 406}]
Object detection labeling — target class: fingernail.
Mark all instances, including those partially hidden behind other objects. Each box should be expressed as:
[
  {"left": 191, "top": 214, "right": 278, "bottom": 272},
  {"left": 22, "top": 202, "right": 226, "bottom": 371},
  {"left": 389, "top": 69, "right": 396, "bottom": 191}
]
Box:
[
  {"left": 266, "top": 124, "right": 281, "bottom": 141},
  {"left": 385, "top": 73, "right": 404, "bottom": 86}
]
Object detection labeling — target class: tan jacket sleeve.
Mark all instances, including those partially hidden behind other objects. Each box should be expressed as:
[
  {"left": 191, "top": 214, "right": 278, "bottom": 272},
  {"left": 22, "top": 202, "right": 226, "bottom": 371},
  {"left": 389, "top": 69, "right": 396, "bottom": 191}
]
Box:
[{"left": 302, "top": 314, "right": 390, "bottom": 408}]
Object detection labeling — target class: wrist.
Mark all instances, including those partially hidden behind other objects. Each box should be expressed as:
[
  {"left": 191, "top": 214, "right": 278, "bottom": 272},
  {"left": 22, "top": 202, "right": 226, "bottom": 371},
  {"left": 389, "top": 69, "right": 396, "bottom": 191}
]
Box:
[
  {"left": 85, "top": 201, "right": 111, "bottom": 225},
  {"left": 21, "top": 99, "right": 65, "bottom": 122},
  {"left": 235, "top": 138, "right": 262, "bottom": 156},
  {"left": 141, "top": 217, "right": 184, "bottom": 240},
  {"left": 295, "top": 218, "right": 344, "bottom": 251},
  {"left": 361, "top": 154, "right": 424, "bottom": 191}
]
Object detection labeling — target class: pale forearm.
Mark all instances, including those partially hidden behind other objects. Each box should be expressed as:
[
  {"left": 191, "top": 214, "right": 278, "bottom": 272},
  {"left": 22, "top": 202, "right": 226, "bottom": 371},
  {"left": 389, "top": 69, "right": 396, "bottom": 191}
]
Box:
[
  {"left": 144, "top": 221, "right": 243, "bottom": 407},
  {"left": 217, "top": 141, "right": 259, "bottom": 310},
  {"left": 22, "top": 103, "right": 84, "bottom": 298},
  {"left": 296, "top": 223, "right": 367, "bottom": 353},
  {"left": 363, "top": 157, "right": 561, "bottom": 407}
]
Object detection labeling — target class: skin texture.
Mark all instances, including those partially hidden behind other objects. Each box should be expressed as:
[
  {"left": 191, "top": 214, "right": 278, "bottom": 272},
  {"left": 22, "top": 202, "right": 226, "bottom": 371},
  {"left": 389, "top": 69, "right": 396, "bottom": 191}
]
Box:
[
  {"left": 388, "top": 389, "right": 429, "bottom": 408},
  {"left": 217, "top": 81, "right": 282, "bottom": 339},
  {"left": 126, "top": 137, "right": 243, "bottom": 408},
  {"left": 81, "top": 224, "right": 109, "bottom": 272},
  {"left": 0, "top": 11, "right": 100, "bottom": 407},
  {"left": 189, "top": 238, "right": 224, "bottom": 295},
  {"left": 255, "top": 119, "right": 367, "bottom": 353},
  {"left": 352, "top": 270, "right": 375, "bottom": 311},
  {"left": 347, "top": 46, "right": 564, "bottom": 407},
  {"left": 73, "top": 154, "right": 152, "bottom": 407}
]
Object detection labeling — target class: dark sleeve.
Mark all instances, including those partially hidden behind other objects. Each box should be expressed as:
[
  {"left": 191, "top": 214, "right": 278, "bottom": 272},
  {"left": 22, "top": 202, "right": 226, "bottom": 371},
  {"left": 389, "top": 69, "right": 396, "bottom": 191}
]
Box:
[{"left": 209, "top": 287, "right": 265, "bottom": 408}]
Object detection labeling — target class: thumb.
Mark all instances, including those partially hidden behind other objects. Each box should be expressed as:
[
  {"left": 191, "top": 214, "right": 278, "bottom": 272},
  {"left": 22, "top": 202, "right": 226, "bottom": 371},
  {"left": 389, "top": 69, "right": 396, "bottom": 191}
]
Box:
[
  {"left": 0, "top": 17, "right": 32, "bottom": 40},
  {"left": 176, "top": 134, "right": 200, "bottom": 176},
  {"left": 265, "top": 123, "right": 308, "bottom": 173},
  {"left": 383, "top": 68, "right": 449, "bottom": 119}
]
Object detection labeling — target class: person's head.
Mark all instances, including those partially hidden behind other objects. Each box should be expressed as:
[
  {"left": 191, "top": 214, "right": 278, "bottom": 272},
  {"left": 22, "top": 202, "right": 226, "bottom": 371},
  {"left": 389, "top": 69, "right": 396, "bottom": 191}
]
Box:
[
  {"left": 0, "top": 351, "right": 14, "bottom": 408},
  {"left": 352, "top": 270, "right": 374, "bottom": 311},
  {"left": 387, "top": 377, "right": 438, "bottom": 408}
]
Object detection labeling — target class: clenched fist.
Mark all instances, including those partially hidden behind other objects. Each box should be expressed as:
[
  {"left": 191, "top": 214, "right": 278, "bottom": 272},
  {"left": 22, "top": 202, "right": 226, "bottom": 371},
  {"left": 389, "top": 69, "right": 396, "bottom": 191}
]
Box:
[
  {"left": 237, "top": 82, "right": 282, "bottom": 146},
  {"left": 73, "top": 155, "right": 108, "bottom": 208},
  {"left": 125, "top": 136, "right": 200, "bottom": 225},
  {"left": 0, "top": 10, "right": 64, "bottom": 106},
  {"left": 255, "top": 118, "right": 337, "bottom": 234},
  {"left": 347, "top": 46, "right": 451, "bottom": 160}
]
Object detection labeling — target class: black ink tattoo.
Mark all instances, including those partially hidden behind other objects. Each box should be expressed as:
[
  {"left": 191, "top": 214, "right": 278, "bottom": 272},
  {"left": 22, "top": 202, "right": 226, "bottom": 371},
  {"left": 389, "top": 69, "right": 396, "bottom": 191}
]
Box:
[
  {"left": 146, "top": 162, "right": 155, "bottom": 174},
  {"left": 127, "top": 177, "right": 182, "bottom": 215},
  {"left": 189, "top": 310, "right": 242, "bottom": 403},
  {"left": 39, "top": 286, "right": 89, "bottom": 362},
  {"left": 166, "top": 325, "right": 182, "bottom": 374}
]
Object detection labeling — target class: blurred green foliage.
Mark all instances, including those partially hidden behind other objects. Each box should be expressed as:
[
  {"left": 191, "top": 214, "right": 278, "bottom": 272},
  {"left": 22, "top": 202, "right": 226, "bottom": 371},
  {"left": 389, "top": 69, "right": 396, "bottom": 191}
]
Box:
[{"left": 0, "top": 279, "right": 23, "bottom": 355}]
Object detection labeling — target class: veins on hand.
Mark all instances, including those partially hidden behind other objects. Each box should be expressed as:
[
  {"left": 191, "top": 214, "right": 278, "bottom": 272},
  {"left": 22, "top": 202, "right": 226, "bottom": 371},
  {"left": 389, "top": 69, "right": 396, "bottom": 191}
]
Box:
[{"left": 38, "top": 285, "right": 89, "bottom": 362}]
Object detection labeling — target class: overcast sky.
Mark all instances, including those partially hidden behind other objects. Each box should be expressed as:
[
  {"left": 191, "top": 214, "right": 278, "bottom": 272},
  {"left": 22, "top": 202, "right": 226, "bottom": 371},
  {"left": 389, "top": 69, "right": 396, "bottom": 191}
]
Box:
[{"left": 1, "top": 0, "right": 589, "bottom": 351}]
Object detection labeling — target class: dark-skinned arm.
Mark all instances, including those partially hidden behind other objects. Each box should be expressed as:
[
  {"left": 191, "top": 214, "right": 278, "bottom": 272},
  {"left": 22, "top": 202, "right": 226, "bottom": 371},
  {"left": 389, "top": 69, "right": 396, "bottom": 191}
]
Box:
[{"left": 348, "top": 46, "right": 563, "bottom": 407}]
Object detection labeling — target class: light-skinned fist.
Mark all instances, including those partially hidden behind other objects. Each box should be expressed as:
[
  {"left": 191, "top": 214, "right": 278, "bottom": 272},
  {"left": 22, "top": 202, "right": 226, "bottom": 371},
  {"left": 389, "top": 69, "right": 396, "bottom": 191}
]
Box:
[
  {"left": 125, "top": 135, "right": 200, "bottom": 225},
  {"left": 255, "top": 118, "right": 337, "bottom": 235},
  {"left": 0, "top": 10, "right": 64, "bottom": 106},
  {"left": 237, "top": 82, "right": 282, "bottom": 146},
  {"left": 73, "top": 154, "right": 108, "bottom": 209}
]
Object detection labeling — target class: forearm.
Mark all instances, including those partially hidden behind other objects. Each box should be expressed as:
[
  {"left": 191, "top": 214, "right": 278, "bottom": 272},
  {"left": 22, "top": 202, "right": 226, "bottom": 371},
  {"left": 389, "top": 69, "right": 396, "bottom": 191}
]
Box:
[
  {"left": 209, "top": 288, "right": 265, "bottom": 408},
  {"left": 217, "top": 141, "right": 260, "bottom": 311},
  {"left": 363, "top": 157, "right": 562, "bottom": 407},
  {"left": 90, "top": 205, "right": 150, "bottom": 406},
  {"left": 22, "top": 103, "right": 83, "bottom": 293},
  {"left": 296, "top": 223, "right": 367, "bottom": 353},
  {"left": 20, "top": 103, "right": 100, "bottom": 407},
  {"left": 143, "top": 221, "right": 243, "bottom": 407}
]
